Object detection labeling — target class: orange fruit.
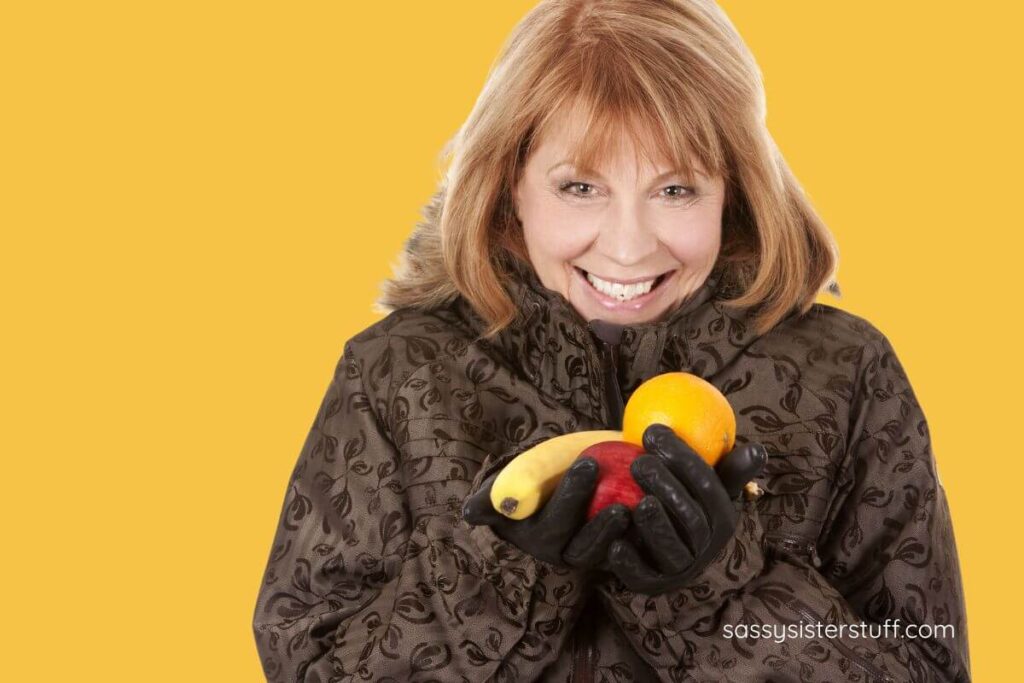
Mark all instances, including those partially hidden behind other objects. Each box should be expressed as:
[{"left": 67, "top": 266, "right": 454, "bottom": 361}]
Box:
[{"left": 622, "top": 372, "right": 736, "bottom": 466}]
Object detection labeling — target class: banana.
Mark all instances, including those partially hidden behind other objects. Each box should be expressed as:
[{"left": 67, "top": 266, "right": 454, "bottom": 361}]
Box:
[{"left": 490, "top": 430, "right": 624, "bottom": 520}]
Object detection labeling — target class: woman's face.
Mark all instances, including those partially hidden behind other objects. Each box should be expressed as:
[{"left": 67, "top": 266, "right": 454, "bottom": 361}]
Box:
[{"left": 513, "top": 114, "right": 726, "bottom": 326}]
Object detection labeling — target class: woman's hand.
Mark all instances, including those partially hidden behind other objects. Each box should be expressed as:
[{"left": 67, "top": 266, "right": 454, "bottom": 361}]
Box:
[
  {"left": 607, "top": 423, "right": 767, "bottom": 595},
  {"left": 462, "top": 457, "right": 630, "bottom": 569}
]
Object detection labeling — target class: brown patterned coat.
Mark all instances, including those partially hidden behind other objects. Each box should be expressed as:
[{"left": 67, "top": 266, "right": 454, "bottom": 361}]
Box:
[{"left": 252, "top": 259, "right": 970, "bottom": 682}]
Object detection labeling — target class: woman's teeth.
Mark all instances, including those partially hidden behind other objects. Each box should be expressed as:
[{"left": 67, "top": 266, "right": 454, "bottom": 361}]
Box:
[{"left": 585, "top": 271, "right": 659, "bottom": 301}]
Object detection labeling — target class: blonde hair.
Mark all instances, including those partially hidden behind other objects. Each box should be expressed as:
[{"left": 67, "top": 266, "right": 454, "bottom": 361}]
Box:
[{"left": 376, "top": 0, "right": 840, "bottom": 338}]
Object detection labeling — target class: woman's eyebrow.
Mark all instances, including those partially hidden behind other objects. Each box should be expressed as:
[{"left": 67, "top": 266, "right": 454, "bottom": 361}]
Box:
[
  {"left": 546, "top": 161, "right": 705, "bottom": 183},
  {"left": 546, "top": 160, "right": 601, "bottom": 177}
]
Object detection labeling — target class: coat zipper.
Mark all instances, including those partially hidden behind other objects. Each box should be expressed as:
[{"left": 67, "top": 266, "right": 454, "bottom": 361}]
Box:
[
  {"left": 782, "top": 594, "right": 895, "bottom": 682},
  {"left": 597, "top": 336, "right": 624, "bottom": 430},
  {"left": 767, "top": 533, "right": 823, "bottom": 569},
  {"left": 766, "top": 535, "right": 888, "bottom": 679},
  {"left": 572, "top": 328, "right": 625, "bottom": 683}
]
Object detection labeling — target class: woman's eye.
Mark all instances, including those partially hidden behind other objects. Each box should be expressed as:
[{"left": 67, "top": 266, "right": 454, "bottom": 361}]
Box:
[
  {"left": 559, "top": 181, "right": 597, "bottom": 198},
  {"left": 661, "top": 185, "right": 695, "bottom": 201},
  {"left": 559, "top": 182, "right": 696, "bottom": 202}
]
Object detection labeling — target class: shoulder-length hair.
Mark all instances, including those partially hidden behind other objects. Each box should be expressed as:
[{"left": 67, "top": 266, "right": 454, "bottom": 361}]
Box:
[{"left": 375, "top": 0, "right": 840, "bottom": 339}]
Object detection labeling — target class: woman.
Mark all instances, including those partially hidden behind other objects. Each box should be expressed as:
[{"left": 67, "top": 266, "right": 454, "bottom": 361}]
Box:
[{"left": 252, "top": 1, "right": 970, "bottom": 680}]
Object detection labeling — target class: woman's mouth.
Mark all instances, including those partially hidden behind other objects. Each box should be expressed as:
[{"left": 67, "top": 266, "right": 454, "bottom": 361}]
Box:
[{"left": 573, "top": 265, "right": 676, "bottom": 311}]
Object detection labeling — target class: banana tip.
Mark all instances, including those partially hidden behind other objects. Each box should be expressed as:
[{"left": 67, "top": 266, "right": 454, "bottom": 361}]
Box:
[{"left": 499, "top": 497, "right": 519, "bottom": 516}]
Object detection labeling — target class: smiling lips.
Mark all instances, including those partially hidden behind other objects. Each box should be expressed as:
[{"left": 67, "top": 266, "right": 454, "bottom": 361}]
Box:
[{"left": 575, "top": 266, "right": 673, "bottom": 302}]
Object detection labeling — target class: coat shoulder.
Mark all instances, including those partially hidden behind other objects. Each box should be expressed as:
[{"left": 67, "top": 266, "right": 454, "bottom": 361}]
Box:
[
  {"left": 346, "top": 304, "right": 478, "bottom": 355},
  {"left": 733, "top": 302, "right": 899, "bottom": 432},
  {"left": 341, "top": 304, "right": 479, "bottom": 401},
  {"left": 757, "top": 301, "right": 894, "bottom": 360}
]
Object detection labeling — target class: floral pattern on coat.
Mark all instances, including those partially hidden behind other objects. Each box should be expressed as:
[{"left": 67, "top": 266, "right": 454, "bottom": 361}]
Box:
[{"left": 253, "top": 254, "right": 970, "bottom": 682}]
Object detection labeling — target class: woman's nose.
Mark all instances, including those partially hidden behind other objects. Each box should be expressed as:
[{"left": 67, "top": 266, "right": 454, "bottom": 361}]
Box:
[{"left": 596, "top": 203, "right": 660, "bottom": 266}]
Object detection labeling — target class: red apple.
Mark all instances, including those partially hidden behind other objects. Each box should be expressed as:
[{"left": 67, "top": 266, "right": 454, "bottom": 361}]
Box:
[{"left": 578, "top": 441, "right": 646, "bottom": 520}]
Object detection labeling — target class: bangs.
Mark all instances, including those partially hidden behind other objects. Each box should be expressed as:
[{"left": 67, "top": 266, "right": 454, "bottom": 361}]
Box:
[{"left": 525, "top": 48, "right": 729, "bottom": 186}]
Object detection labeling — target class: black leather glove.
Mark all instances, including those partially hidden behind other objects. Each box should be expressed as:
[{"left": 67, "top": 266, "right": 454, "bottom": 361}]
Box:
[
  {"left": 462, "top": 457, "right": 630, "bottom": 568},
  {"left": 607, "top": 423, "right": 767, "bottom": 595}
]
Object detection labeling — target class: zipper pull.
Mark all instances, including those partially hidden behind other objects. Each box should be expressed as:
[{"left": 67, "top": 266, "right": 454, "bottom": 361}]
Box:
[{"left": 588, "top": 319, "right": 625, "bottom": 347}]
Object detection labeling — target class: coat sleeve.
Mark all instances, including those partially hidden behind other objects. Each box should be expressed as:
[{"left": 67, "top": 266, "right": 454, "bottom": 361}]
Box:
[
  {"left": 252, "top": 341, "right": 586, "bottom": 682},
  {"left": 596, "top": 333, "right": 971, "bottom": 683},
  {"left": 815, "top": 332, "right": 970, "bottom": 680}
]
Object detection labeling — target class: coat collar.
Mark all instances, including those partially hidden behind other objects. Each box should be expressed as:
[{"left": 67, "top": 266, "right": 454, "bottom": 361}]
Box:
[{"left": 457, "top": 258, "right": 762, "bottom": 425}]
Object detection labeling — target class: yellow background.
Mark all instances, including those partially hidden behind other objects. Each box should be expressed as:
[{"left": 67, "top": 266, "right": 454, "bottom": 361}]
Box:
[{"left": 2, "top": 1, "right": 1018, "bottom": 679}]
